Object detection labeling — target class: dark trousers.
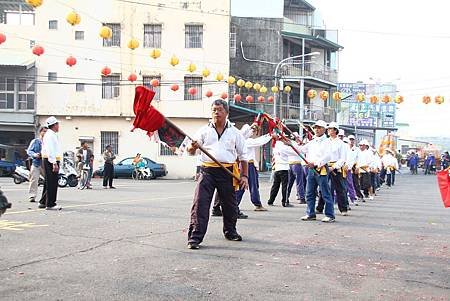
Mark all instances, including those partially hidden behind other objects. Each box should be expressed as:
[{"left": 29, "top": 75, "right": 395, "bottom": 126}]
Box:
[
  {"left": 188, "top": 167, "right": 238, "bottom": 244},
  {"left": 360, "top": 173, "right": 371, "bottom": 198},
  {"left": 103, "top": 163, "right": 114, "bottom": 187},
  {"left": 268, "top": 170, "right": 289, "bottom": 205},
  {"left": 287, "top": 163, "right": 305, "bottom": 200},
  {"left": 235, "top": 162, "right": 262, "bottom": 206},
  {"left": 391, "top": 170, "right": 396, "bottom": 185},
  {"left": 386, "top": 173, "right": 392, "bottom": 186},
  {"left": 352, "top": 172, "right": 365, "bottom": 199},
  {"left": 317, "top": 172, "right": 348, "bottom": 213},
  {"left": 42, "top": 159, "right": 59, "bottom": 208}
]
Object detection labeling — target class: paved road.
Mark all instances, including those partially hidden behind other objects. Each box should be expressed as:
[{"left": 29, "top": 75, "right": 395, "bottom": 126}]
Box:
[{"left": 0, "top": 173, "right": 449, "bottom": 300}]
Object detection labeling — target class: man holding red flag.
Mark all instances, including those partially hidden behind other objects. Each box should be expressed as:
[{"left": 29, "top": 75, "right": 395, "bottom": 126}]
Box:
[{"left": 187, "top": 99, "right": 249, "bottom": 249}]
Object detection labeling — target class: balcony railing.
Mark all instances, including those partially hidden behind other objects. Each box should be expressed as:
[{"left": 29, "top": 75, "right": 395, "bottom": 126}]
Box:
[{"left": 279, "top": 62, "right": 338, "bottom": 83}]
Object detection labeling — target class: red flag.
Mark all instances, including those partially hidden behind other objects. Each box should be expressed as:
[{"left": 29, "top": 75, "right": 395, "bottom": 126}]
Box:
[
  {"left": 436, "top": 170, "right": 450, "bottom": 208},
  {"left": 132, "top": 86, "right": 186, "bottom": 151}
]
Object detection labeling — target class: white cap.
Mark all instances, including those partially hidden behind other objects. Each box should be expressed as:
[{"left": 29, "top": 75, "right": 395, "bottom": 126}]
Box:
[
  {"left": 313, "top": 120, "right": 327, "bottom": 128},
  {"left": 348, "top": 135, "right": 356, "bottom": 140},
  {"left": 327, "top": 121, "right": 339, "bottom": 130},
  {"left": 338, "top": 129, "right": 345, "bottom": 136},
  {"left": 359, "top": 139, "right": 370, "bottom": 146},
  {"left": 343, "top": 137, "right": 350, "bottom": 143},
  {"left": 46, "top": 116, "right": 59, "bottom": 127}
]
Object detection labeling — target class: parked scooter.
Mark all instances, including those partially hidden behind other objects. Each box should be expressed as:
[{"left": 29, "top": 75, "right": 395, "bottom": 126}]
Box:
[
  {"left": 12, "top": 165, "right": 45, "bottom": 186},
  {"left": 61, "top": 156, "right": 78, "bottom": 187}
]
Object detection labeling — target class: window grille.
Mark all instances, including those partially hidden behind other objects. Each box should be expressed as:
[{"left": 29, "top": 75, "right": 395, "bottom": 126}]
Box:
[
  {"left": 101, "top": 131, "right": 119, "bottom": 154},
  {"left": 142, "top": 76, "right": 161, "bottom": 101},
  {"left": 185, "top": 24, "right": 203, "bottom": 48},
  {"left": 102, "top": 74, "right": 121, "bottom": 99},
  {"left": 184, "top": 76, "right": 202, "bottom": 100},
  {"left": 143, "top": 24, "right": 162, "bottom": 48},
  {"left": 103, "top": 23, "right": 121, "bottom": 47}
]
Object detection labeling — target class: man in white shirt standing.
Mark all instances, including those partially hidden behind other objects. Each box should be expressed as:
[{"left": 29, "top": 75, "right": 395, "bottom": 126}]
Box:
[
  {"left": 357, "top": 140, "right": 373, "bottom": 200},
  {"left": 287, "top": 132, "right": 306, "bottom": 204},
  {"left": 300, "top": 120, "right": 335, "bottom": 222},
  {"left": 40, "top": 116, "right": 62, "bottom": 210},
  {"left": 187, "top": 99, "right": 248, "bottom": 249},
  {"left": 267, "top": 140, "right": 291, "bottom": 207},
  {"left": 316, "top": 122, "right": 349, "bottom": 216},
  {"left": 381, "top": 149, "right": 398, "bottom": 187}
]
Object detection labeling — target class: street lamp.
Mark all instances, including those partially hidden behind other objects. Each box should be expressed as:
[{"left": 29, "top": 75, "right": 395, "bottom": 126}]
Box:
[{"left": 273, "top": 52, "right": 320, "bottom": 117}]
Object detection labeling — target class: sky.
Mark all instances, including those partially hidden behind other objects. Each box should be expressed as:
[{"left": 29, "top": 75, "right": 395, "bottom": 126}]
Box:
[{"left": 310, "top": 0, "right": 450, "bottom": 137}]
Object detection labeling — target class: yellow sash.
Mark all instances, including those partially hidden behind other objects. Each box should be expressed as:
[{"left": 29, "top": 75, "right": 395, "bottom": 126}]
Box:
[
  {"left": 202, "top": 162, "right": 240, "bottom": 191},
  {"left": 327, "top": 162, "right": 347, "bottom": 178},
  {"left": 316, "top": 166, "right": 328, "bottom": 176},
  {"left": 289, "top": 161, "right": 302, "bottom": 165}
]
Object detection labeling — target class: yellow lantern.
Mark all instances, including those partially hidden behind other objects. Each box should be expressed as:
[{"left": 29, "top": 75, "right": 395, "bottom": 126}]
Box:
[
  {"left": 423, "top": 96, "right": 431, "bottom": 104},
  {"left": 271, "top": 86, "right": 279, "bottom": 93},
  {"left": 150, "top": 48, "right": 161, "bottom": 59},
  {"left": 435, "top": 95, "right": 444, "bottom": 104},
  {"left": 245, "top": 81, "right": 253, "bottom": 89},
  {"left": 99, "top": 26, "right": 112, "bottom": 39},
  {"left": 253, "top": 83, "right": 261, "bottom": 92},
  {"left": 284, "top": 86, "right": 292, "bottom": 93},
  {"left": 260, "top": 86, "right": 268, "bottom": 94},
  {"left": 202, "top": 68, "right": 211, "bottom": 78},
  {"left": 307, "top": 89, "right": 317, "bottom": 99},
  {"left": 382, "top": 95, "right": 392, "bottom": 103},
  {"left": 236, "top": 79, "right": 245, "bottom": 88},
  {"left": 215, "top": 72, "right": 224, "bottom": 81},
  {"left": 169, "top": 55, "right": 179, "bottom": 67},
  {"left": 127, "top": 38, "right": 139, "bottom": 50},
  {"left": 66, "top": 11, "right": 81, "bottom": 26},
  {"left": 319, "top": 91, "right": 329, "bottom": 101},
  {"left": 356, "top": 93, "right": 365, "bottom": 102},
  {"left": 332, "top": 91, "right": 342, "bottom": 101},
  {"left": 26, "top": 0, "right": 43, "bottom": 8},
  {"left": 370, "top": 95, "right": 379, "bottom": 104},
  {"left": 394, "top": 95, "right": 404, "bottom": 104},
  {"left": 227, "top": 76, "right": 236, "bottom": 85},
  {"left": 187, "top": 63, "right": 197, "bottom": 73}
]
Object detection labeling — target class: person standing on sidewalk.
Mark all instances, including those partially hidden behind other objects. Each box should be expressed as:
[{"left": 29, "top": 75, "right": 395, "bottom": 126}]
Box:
[
  {"left": 40, "top": 116, "right": 62, "bottom": 210},
  {"left": 102, "top": 144, "right": 116, "bottom": 189},
  {"left": 26, "top": 126, "right": 47, "bottom": 202}
]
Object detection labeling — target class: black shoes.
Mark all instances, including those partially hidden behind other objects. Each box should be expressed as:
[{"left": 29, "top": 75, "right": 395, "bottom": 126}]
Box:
[
  {"left": 237, "top": 211, "right": 248, "bottom": 219},
  {"left": 109, "top": 186, "right": 116, "bottom": 189},
  {"left": 38, "top": 203, "right": 46, "bottom": 209},
  {"left": 299, "top": 199, "right": 306, "bottom": 204},
  {"left": 267, "top": 201, "right": 274, "bottom": 206},
  {"left": 225, "top": 233, "right": 242, "bottom": 241},
  {"left": 282, "top": 203, "right": 294, "bottom": 207},
  {"left": 212, "top": 209, "right": 222, "bottom": 217},
  {"left": 187, "top": 242, "right": 200, "bottom": 249}
]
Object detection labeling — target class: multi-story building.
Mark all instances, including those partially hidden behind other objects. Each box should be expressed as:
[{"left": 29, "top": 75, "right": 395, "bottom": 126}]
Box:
[
  {"left": 230, "top": 0, "right": 343, "bottom": 126},
  {"left": 0, "top": 0, "right": 37, "bottom": 162},
  {"left": 2, "top": 0, "right": 230, "bottom": 178}
]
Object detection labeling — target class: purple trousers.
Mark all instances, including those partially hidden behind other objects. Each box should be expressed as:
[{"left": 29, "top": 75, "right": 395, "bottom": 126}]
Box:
[{"left": 346, "top": 170, "right": 357, "bottom": 202}]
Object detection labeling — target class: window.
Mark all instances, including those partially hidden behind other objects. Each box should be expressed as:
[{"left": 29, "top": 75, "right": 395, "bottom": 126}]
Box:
[
  {"left": 142, "top": 76, "right": 161, "bottom": 101},
  {"left": 48, "top": 20, "right": 58, "bottom": 30},
  {"left": 101, "top": 131, "right": 119, "bottom": 155},
  {"left": 103, "top": 23, "right": 121, "bottom": 47},
  {"left": 0, "top": 77, "right": 15, "bottom": 109},
  {"left": 5, "top": 12, "right": 35, "bottom": 25},
  {"left": 29, "top": 40, "right": 35, "bottom": 48},
  {"left": 18, "top": 78, "right": 35, "bottom": 110},
  {"left": 184, "top": 76, "right": 202, "bottom": 100},
  {"left": 185, "top": 24, "right": 203, "bottom": 48},
  {"left": 48, "top": 72, "right": 57, "bottom": 81},
  {"left": 102, "top": 74, "right": 120, "bottom": 99},
  {"left": 230, "top": 26, "right": 237, "bottom": 58},
  {"left": 76, "top": 83, "right": 85, "bottom": 92},
  {"left": 143, "top": 24, "right": 161, "bottom": 48},
  {"left": 75, "top": 31, "right": 84, "bottom": 40},
  {"left": 160, "top": 144, "right": 176, "bottom": 156}
]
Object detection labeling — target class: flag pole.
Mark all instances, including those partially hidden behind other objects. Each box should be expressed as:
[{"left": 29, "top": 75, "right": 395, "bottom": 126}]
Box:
[{"left": 164, "top": 118, "right": 241, "bottom": 182}]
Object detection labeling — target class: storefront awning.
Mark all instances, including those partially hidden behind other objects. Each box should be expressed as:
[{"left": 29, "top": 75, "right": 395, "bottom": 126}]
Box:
[{"left": 0, "top": 52, "right": 35, "bottom": 69}]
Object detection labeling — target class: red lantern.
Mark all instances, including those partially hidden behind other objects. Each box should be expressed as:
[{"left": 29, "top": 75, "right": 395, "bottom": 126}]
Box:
[
  {"left": 423, "top": 96, "right": 431, "bottom": 104},
  {"left": 0, "top": 33, "right": 6, "bottom": 45},
  {"left": 66, "top": 56, "right": 77, "bottom": 67},
  {"left": 268, "top": 96, "right": 274, "bottom": 103},
  {"left": 205, "top": 90, "right": 213, "bottom": 98},
  {"left": 258, "top": 96, "right": 265, "bottom": 103},
  {"left": 128, "top": 73, "right": 137, "bottom": 82},
  {"left": 220, "top": 92, "right": 228, "bottom": 100},
  {"left": 32, "top": 45, "right": 44, "bottom": 56},
  {"left": 171, "top": 84, "right": 179, "bottom": 92},
  {"left": 246, "top": 95, "right": 254, "bottom": 102},
  {"left": 188, "top": 87, "right": 197, "bottom": 95},
  {"left": 101, "top": 66, "right": 111, "bottom": 76},
  {"left": 150, "top": 78, "right": 159, "bottom": 87},
  {"left": 234, "top": 94, "right": 242, "bottom": 102}
]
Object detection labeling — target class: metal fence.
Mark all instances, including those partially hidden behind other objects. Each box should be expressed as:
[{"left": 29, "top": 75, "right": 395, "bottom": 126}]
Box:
[{"left": 280, "top": 62, "right": 338, "bottom": 83}]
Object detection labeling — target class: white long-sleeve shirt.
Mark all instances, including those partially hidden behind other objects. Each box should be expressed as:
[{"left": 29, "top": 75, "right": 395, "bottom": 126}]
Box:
[
  {"left": 41, "top": 128, "right": 62, "bottom": 164},
  {"left": 194, "top": 121, "right": 247, "bottom": 164},
  {"left": 300, "top": 134, "right": 331, "bottom": 167},
  {"left": 244, "top": 134, "right": 272, "bottom": 166},
  {"left": 328, "top": 137, "right": 348, "bottom": 169},
  {"left": 272, "top": 141, "right": 290, "bottom": 171},
  {"left": 370, "top": 153, "right": 382, "bottom": 170},
  {"left": 382, "top": 154, "right": 399, "bottom": 173},
  {"left": 357, "top": 149, "right": 373, "bottom": 173}
]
